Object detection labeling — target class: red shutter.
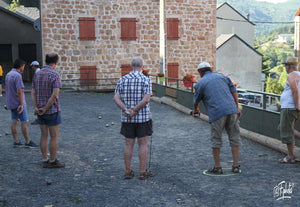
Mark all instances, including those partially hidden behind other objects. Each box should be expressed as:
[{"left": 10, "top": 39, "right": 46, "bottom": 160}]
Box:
[
  {"left": 167, "top": 63, "right": 179, "bottom": 82},
  {"left": 120, "top": 18, "right": 137, "bottom": 41},
  {"left": 167, "top": 18, "right": 179, "bottom": 40},
  {"left": 120, "top": 64, "right": 132, "bottom": 76},
  {"left": 78, "top": 17, "right": 96, "bottom": 41},
  {"left": 80, "top": 66, "right": 97, "bottom": 85}
]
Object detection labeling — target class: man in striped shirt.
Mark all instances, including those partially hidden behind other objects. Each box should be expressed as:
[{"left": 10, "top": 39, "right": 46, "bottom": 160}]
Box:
[
  {"left": 114, "top": 57, "right": 153, "bottom": 180},
  {"left": 31, "top": 53, "right": 64, "bottom": 168}
]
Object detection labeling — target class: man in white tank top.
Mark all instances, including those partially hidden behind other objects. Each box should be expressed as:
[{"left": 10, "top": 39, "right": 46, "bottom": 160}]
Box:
[{"left": 279, "top": 57, "right": 300, "bottom": 163}]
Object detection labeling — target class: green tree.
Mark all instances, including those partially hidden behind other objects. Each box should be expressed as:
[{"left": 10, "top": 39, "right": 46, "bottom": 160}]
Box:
[
  {"left": 7, "top": 0, "right": 23, "bottom": 12},
  {"left": 265, "top": 65, "right": 287, "bottom": 95}
]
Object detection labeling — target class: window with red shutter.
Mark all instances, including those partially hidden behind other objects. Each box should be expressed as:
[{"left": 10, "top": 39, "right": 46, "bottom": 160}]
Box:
[
  {"left": 120, "top": 18, "right": 137, "bottom": 41},
  {"left": 120, "top": 64, "right": 132, "bottom": 76},
  {"left": 78, "top": 17, "right": 96, "bottom": 41},
  {"left": 167, "top": 18, "right": 179, "bottom": 40},
  {"left": 167, "top": 63, "right": 179, "bottom": 82},
  {"left": 80, "top": 66, "right": 97, "bottom": 86}
]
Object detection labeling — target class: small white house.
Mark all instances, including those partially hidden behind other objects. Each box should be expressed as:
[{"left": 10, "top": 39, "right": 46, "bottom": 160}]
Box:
[
  {"left": 216, "top": 34, "right": 262, "bottom": 91},
  {"left": 277, "top": 34, "right": 292, "bottom": 43},
  {"left": 217, "top": 2, "right": 255, "bottom": 47}
]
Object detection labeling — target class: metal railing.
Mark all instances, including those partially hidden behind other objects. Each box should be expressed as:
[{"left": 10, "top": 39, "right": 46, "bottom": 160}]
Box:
[{"left": 60, "top": 72, "right": 195, "bottom": 92}]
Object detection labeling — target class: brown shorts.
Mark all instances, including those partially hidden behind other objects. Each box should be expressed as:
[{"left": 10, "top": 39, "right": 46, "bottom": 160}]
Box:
[
  {"left": 279, "top": 108, "right": 300, "bottom": 144},
  {"left": 121, "top": 120, "right": 153, "bottom": 138},
  {"left": 211, "top": 113, "right": 241, "bottom": 148}
]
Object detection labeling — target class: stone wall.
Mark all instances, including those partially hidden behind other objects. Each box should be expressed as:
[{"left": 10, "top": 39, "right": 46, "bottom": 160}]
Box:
[{"left": 41, "top": 0, "right": 216, "bottom": 89}]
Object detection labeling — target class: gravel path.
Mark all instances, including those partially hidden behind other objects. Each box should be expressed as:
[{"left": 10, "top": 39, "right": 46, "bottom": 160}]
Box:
[{"left": 0, "top": 92, "right": 299, "bottom": 207}]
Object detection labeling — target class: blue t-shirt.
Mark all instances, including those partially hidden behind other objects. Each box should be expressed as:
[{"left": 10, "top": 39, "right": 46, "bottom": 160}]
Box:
[{"left": 194, "top": 71, "right": 238, "bottom": 122}]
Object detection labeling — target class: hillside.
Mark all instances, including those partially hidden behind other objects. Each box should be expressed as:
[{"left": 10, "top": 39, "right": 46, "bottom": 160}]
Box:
[{"left": 217, "top": 0, "right": 299, "bottom": 36}]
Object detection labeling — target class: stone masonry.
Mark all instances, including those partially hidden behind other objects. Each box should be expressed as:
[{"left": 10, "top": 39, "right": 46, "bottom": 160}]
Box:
[{"left": 41, "top": 0, "right": 216, "bottom": 89}]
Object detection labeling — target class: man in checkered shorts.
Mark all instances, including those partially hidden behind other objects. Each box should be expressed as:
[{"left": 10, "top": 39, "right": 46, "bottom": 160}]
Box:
[{"left": 114, "top": 57, "right": 153, "bottom": 180}]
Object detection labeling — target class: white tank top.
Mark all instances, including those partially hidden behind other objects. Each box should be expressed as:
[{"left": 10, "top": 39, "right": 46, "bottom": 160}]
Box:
[{"left": 280, "top": 71, "right": 300, "bottom": 109}]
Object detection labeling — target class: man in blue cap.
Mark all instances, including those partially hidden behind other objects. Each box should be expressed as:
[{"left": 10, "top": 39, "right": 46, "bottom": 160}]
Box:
[{"left": 192, "top": 61, "right": 241, "bottom": 174}]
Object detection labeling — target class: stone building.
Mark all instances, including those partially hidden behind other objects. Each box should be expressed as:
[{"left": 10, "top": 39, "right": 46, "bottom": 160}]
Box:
[{"left": 41, "top": 0, "right": 216, "bottom": 89}]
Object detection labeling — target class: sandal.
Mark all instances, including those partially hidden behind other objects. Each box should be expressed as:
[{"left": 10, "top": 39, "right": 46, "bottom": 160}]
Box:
[
  {"left": 232, "top": 165, "right": 241, "bottom": 173},
  {"left": 207, "top": 166, "right": 223, "bottom": 174},
  {"left": 139, "top": 170, "right": 153, "bottom": 180},
  {"left": 278, "top": 156, "right": 296, "bottom": 164},
  {"left": 124, "top": 170, "right": 134, "bottom": 179}
]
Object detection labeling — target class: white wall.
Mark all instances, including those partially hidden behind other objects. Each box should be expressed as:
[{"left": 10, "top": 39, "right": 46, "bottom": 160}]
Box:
[
  {"left": 217, "top": 3, "right": 255, "bottom": 47},
  {"left": 216, "top": 36, "right": 262, "bottom": 91}
]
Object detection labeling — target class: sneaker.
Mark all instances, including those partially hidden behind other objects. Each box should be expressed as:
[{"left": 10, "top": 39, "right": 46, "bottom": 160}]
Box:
[
  {"left": 124, "top": 170, "right": 135, "bottom": 179},
  {"left": 24, "top": 140, "right": 39, "bottom": 148},
  {"left": 42, "top": 160, "right": 49, "bottom": 168},
  {"left": 13, "top": 141, "right": 23, "bottom": 148},
  {"left": 43, "top": 159, "right": 65, "bottom": 168},
  {"left": 139, "top": 170, "right": 153, "bottom": 180}
]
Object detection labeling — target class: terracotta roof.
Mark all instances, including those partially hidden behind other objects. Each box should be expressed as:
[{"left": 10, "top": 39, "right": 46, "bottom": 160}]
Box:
[{"left": 295, "top": 7, "right": 300, "bottom": 17}]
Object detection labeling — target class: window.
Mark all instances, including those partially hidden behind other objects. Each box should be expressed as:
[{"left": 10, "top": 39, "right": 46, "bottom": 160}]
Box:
[
  {"left": 80, "top": 66, "right": 97, "bottom": 86},
  {"left": 120, "top": 18, "right": 137, "bottom": 41},
  {"left": 167, "top": 18, "right": 179, "bottom": 40},
  {"left": 167, "top": 63, "right": 179, "bottom": 82},
  {"left": 0, "top": 44, "right": 12, "bottom": 63},
  {"left": 78, "top": 17, "right": 96, "bottom": 41},
  {"left": 120, "top": 64, "right": 132, "bottom": 76}
]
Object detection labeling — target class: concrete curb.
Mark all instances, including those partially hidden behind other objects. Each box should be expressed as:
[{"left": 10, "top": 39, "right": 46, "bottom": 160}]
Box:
[{"left": 151, "top": 96, "right": 300, "bottom": 159}]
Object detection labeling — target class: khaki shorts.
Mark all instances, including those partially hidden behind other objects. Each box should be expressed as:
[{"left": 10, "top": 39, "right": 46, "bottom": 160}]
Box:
[
  {"left": 211, "top": 113, "right": 241, "bottom": 148},
  {"left": 279, "top": 108, "right": 300, "bottom": 144}
]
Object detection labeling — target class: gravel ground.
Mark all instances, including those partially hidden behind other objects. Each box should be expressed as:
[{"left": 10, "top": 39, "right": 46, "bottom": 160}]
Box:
[{"left": 0, "top": 92, "right": 299, "bottom": 207}]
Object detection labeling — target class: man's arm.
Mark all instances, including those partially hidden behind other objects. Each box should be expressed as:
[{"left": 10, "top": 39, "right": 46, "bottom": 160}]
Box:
[
  {"left": 231, "top": 91, "right": 241, "bottom": 117},
  {"left": 38, "top": 88, "right": 60, "bottom": 115},
  {"left": 288, "top": 72, "right": 300, "bottom": 111},
  {"left": 132, "top": 94, "right": 151, "bottom": 112},
  {"left": 31, "top": 88, "right": 39, "bottom": 115},
  {"left": 113, "top": 93, "right": 127, "bottom": 112},
  {"left": 17, "top": 88, "right": 24, "bottom": 114}
]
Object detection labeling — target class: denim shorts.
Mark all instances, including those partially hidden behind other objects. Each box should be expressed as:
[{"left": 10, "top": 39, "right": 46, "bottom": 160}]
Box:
[
  {"left": 0, "top": 76, "right": 2, "bottom": 84},
  {"left": 11, "top": 106, "right": 29, "bottom": 123},
  {"left": 121, "top": 119, "right": 153, "bottom": 138},
  {"left": 38, "top": 112, "right": 62, "bottom": 126}
]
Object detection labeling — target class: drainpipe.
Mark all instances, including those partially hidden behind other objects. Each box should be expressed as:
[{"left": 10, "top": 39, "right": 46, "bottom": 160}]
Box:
[{"left": 160, "top": 0, "right": 166, "bottom": 76}]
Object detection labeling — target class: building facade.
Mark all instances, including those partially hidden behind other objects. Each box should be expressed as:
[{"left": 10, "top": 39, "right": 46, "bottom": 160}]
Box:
[
  {"left": 41, "top": 0, "right": 216, "bottom": 89},
  {"left": 217, "top": 2, "right": 255, "bottom": 47},
  {"left": 0, "top": 5, "right": 41, "bottom": 81}
]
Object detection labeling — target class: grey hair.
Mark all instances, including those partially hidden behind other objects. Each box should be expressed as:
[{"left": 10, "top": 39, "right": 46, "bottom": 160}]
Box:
[{"left": 131, "top": 57, "right": 143, "bottom": 68}]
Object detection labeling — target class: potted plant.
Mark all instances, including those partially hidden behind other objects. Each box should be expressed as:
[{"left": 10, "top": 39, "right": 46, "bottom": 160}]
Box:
[
  {"left": 157, "top": 73, "right": 165, "bottom": 82},
  {"left": 142, "top": 69, "right": 149, "bottom": 77},
  {"left": 182, "top": 73, "right": 195, "bottom": 87}
]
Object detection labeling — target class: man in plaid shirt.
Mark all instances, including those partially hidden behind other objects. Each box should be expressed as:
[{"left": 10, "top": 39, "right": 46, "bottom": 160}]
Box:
[
  {"left": 114, "top": 57, "right": 153, "bottom": 180},
  {"left": 31, "top": 53, "right": 65, "bottom": 168}
]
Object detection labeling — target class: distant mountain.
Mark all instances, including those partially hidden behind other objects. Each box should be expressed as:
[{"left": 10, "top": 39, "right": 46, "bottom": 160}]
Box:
[{"left": 217, "top": 0, "right": 299, "bottom": 36}]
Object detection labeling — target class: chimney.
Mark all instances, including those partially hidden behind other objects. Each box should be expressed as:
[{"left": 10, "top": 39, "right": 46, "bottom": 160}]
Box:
[{"left": 247, "top": 13, "right": 250, "bottom": 20}]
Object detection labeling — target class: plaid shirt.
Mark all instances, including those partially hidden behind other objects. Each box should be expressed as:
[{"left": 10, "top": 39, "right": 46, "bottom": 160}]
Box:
[
  {"left": 194, "top": 71, "right": 238, "bottom": 123},
  {"left": 114, "top": 70, "right": 152, "bottom": 123},
  {"left": 32, "top": 65, "right": 61, "bottom": 114}
]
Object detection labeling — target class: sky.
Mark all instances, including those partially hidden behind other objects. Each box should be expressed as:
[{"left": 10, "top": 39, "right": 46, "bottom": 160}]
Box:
[{"left": 256, "top": 0, "right": 288, "bottom": 3}]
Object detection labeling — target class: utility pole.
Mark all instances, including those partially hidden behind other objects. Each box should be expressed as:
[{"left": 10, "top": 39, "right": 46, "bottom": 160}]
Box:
[{"left": 160, "top": 0, "right": 166, "bottom": 75}]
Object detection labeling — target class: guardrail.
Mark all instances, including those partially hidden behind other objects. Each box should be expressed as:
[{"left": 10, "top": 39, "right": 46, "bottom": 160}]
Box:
[{"left": 60, "top": 72, "right": 196, "bottom": 92}]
